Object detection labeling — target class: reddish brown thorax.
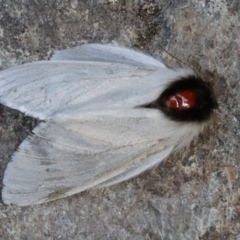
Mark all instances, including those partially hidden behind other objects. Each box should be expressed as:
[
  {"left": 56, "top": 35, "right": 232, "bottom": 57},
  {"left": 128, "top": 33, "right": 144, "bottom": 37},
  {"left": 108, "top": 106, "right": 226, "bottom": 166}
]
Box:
[{"left": 166, "top": 90, "right": 196, "bottom": 110}]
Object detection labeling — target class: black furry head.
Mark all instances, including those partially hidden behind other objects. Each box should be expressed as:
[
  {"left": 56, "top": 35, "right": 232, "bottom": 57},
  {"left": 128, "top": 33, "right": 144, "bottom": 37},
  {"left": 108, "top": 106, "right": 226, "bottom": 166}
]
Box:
[{"left": 142, "top": 74, "right": 218, "bottom": 122}]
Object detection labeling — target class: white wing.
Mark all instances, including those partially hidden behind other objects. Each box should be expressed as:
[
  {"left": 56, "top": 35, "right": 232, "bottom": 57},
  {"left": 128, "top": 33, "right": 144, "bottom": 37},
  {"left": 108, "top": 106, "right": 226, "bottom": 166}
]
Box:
[
  {"left": 2, "top": 108, "right": 202, "bottom": 206},
  {"left": 0, "top": 44, "right": 193, "bottom": 120},
  {"left": 50, "top": 43, "right": 165, "bottom": 68}
]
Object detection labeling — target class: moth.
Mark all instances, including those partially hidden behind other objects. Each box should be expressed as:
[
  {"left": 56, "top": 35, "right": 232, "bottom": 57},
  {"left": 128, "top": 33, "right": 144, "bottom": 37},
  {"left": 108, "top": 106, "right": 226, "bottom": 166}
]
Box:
[{"left": 0, "top": 44, "right": 217, "bottom": 206}]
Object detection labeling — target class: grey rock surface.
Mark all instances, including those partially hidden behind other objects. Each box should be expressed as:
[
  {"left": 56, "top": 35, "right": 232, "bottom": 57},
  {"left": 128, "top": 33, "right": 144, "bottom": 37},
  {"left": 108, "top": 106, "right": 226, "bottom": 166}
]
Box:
[{"left": 0, "top": 0, "right": 240, "bottom": 239}]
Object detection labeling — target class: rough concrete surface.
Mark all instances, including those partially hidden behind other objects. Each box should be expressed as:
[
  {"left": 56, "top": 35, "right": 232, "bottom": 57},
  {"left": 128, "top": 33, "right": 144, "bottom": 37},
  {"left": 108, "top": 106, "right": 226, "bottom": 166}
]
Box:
[{"left": 0, "top": 0, "right": 240, "bottom": 239}]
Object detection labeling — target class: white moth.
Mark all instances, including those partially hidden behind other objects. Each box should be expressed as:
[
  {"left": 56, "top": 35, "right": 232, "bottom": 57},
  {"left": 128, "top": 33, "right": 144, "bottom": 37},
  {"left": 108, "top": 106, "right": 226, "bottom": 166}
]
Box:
[{"left": 0, "top": 44, "right": 216, "bottom": 206}]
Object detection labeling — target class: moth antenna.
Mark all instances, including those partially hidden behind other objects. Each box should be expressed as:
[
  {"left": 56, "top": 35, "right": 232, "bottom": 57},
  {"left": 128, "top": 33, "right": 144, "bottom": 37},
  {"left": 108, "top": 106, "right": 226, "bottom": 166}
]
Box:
[
  {"left": 156, "top": 42, "right": 203, "bottom": 79},
  {"left": 157, "top": 42, "right": 219, "bottom": 112}
]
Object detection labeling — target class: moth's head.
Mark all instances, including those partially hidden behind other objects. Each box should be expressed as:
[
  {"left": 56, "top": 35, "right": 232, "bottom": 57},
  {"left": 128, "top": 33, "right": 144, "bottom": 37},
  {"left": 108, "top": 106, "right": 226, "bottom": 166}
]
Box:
[{"left": 144, "top": 73, "right": 218, "bottom": 122}]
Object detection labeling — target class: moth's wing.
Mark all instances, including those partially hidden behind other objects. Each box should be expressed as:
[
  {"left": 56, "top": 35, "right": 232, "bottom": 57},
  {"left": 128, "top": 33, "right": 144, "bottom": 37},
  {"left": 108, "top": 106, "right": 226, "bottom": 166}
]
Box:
[
  {"left": 0, "top": 58, "right": 191, "bottom": 120},
  {"left": 2, "top": 108, "right": 189, "bottom": 206},
  {"left": 0, "top": 43, "right": 192, "bottom": 119},
  {"left": 50, "top": 43, "right": 166, "bottom": 68}
]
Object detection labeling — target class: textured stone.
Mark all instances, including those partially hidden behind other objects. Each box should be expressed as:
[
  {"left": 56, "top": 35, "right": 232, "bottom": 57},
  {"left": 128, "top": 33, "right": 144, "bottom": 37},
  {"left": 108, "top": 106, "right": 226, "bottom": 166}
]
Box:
[{"left": 0, "top": 0, "right": 240, "bottom": 239}]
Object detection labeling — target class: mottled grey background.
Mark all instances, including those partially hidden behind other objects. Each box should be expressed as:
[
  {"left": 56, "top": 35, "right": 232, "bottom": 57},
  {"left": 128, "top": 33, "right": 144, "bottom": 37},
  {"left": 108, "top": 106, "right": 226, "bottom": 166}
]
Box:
[{"left": 0, "top": 0, "right": 240, "bottom": 239}]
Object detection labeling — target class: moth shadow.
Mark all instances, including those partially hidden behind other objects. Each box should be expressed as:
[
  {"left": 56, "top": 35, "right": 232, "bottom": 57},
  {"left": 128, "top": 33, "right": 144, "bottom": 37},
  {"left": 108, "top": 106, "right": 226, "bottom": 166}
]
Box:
[{"left": 0, "top": 104, "right": 40, "bottom": 204}]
